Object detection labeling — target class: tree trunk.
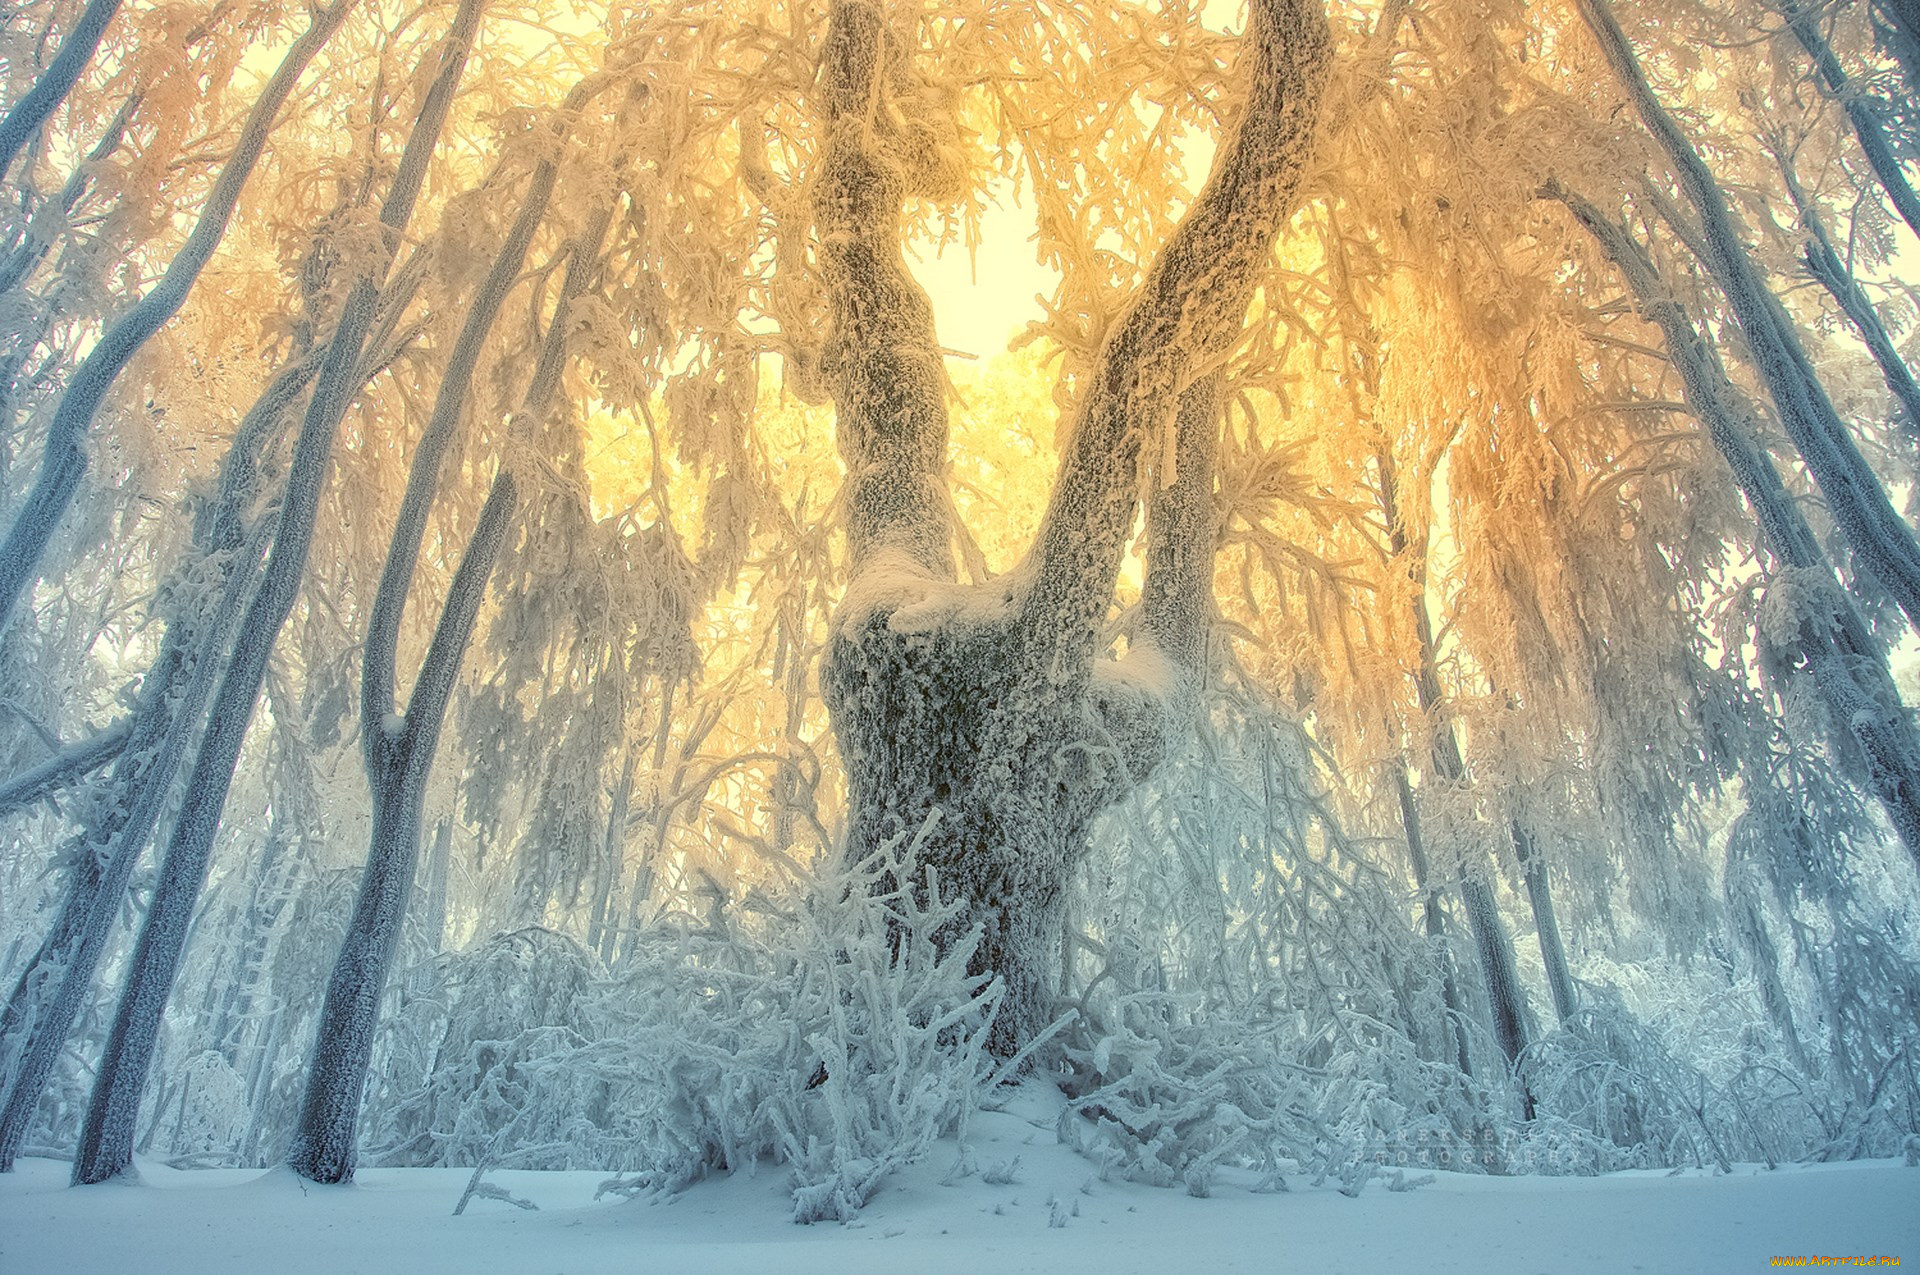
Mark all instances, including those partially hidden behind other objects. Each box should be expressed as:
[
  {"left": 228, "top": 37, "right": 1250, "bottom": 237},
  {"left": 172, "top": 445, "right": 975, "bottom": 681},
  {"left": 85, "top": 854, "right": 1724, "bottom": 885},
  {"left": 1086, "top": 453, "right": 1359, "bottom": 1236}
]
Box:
[
  {"left": 0, "top": 0, "right": 351, "bottom": 637},
  {"left": 1574, "top": 0, "right": 1920, "bottom": 638},
  {"left": 816, "top": 0, "right": 1328, "bottom": 1059},
  {"left": 1376, "top": 448, "right": 1535, "bottom": 1101},
  {"left": 1512, "top": 820, "right": 1577, "bottom": 1025},
  {"left": 1781, "top": 0, "right": 1920, "bottom": 241},
  {"left": 0, "top": 348, "right": 318, "bottom": 1172},
  {"left": 0, "top": 0, "right": 126, "bottom": 182},
  {"left": 287, "top": 475, "right": 515, "bottom": 1184},
  {"left": 66, "top": 0, "right": 483, "bottom": 1186},
  {"left": 1391, "top": 764, "right": 1476, "bottom": 1076}
]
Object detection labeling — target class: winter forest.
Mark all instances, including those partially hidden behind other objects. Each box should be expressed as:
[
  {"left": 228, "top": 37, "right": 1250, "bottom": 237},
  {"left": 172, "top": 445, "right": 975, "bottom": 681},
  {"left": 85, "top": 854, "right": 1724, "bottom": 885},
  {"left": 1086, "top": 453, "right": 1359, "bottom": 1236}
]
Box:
[{"left": 0, "top": 0, "right": 1918, "bottom": 1264}]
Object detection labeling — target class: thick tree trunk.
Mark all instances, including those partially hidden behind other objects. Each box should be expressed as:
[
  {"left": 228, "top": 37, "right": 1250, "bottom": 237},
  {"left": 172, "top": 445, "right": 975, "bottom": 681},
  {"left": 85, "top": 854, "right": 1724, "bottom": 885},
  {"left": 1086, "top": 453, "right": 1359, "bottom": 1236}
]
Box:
[
  {"left": 67, "top": 0, "right": 482, "bottom": 1186},
  {"left": 816, "top": 0, "right": 1329, "bottom": 1059},
  {"left": 1574, "top": 0, "right": 1920, "bottom": 638}
]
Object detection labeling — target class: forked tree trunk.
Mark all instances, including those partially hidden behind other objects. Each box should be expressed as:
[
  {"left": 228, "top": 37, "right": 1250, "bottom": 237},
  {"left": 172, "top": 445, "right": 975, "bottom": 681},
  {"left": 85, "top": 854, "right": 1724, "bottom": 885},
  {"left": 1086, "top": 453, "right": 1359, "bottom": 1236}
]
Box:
[
  {"left": 290, "top": 95, "right": 613, "bottom": 1178},
  {"left": 67, "top": 0, "right": 484, "bottom": 1185},
  {"left": 815, "top": 0, "right": 1330, "bottom": 1057}
]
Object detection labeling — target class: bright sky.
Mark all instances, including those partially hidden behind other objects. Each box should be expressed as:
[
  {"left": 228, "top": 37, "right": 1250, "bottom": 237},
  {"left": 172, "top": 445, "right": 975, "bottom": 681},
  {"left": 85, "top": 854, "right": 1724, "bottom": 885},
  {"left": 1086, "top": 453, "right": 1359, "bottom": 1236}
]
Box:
[{"left": 902, "top": 190, "right": 1060, "bottom": 361}]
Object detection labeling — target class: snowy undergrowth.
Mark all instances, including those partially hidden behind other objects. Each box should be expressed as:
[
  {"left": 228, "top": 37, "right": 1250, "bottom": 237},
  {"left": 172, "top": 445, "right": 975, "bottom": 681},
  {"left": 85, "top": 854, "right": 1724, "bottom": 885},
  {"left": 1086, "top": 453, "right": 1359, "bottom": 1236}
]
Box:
[{"left": 372, "top": 819, "right": 1002, "bottom": 1222}]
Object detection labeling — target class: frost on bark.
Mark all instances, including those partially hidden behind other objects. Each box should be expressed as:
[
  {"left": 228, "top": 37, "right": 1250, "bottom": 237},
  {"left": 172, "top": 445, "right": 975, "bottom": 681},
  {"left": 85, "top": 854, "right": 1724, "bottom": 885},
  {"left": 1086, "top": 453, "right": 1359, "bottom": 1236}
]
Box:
[
  {"left": 68, "top": 0, "right": 485, "bottom": 1186},
  {"left": 1574, "top": 0, "right": 1920, "bottom": 639},
  {"left": 0, "top": 349, "right": 318, "bottom": 1173},
  {"left": 288, "top": 72, "right": 613, "bottom": 1178},
  {"left": 0, "top": 0, "right": 127, "bottom": 183},
  {"left": 1551, "top": 183, "right": 1920, "bottom": 876},
  {"left": 815, "top": 0, "right": 1330, "bottom": 1057}
]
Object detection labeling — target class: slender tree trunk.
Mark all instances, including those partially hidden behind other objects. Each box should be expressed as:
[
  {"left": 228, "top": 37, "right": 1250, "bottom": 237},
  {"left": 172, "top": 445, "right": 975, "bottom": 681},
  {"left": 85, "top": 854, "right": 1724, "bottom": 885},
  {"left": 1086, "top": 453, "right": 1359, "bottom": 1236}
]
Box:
[
  {"left": 0, "top": 0, "right": 126, "bottom": 183},
  {"left": 1391, "top": 764, "right": 1476, "bottom": 1076},
  {"left": 1575, "top": 0, "right": 1920, "bottom": 637},
  {"left": 1512, "top": 821, "right": 1577, "bottom": 1024},
  {"left": 0, "top": 0, "right": 353, "bottom": 637},
  {"left": 66, "top": 0, "right": 483, "bottom": 1186},
  {"left": 1552, "top": 184, "right": 1920, "bottom": 876},
  {"left": 1377, "top": 449, "right": 1534, "bottom": 1100},
  {"left": 820, "top": 0, "right": 1329, "bottom": 1058},
  {"left": 1781, "top": 0, "right": 1920, "bottom": 241},
  {"left": 0, "top": 349, "right": 318, "bottom": 1172}
]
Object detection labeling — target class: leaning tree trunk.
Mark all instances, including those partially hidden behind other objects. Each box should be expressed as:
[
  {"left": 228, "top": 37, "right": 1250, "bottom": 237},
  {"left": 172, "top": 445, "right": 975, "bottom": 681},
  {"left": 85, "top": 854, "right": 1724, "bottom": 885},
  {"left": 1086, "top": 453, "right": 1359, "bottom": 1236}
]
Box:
[
  {"left": 1781, "top": 0, "right": 1920, "bottom": 241},
  {"left": 1574, "top": 0, "right": 1920, "bottom": 638},
  {"left": 0, "top": 0, "right": 126, "bottom": 183},
  {"left": 814, "top": 0, "right": 1330, "bottom": 1057},
  {"left": 0, "top": 349, "right": 317, "bottom": 1173},
  {"left": 1552, "top": 184, "right": 1920, "bottom": 878},
  {"left": 0, "top": 0, "right": 352, "bottom": 637},
  {"left": 67, "top": 0, "right": 482, "bottom": 1186},
  {"left": 287, "top": 75, "right": 611, "bottom": 1178}
]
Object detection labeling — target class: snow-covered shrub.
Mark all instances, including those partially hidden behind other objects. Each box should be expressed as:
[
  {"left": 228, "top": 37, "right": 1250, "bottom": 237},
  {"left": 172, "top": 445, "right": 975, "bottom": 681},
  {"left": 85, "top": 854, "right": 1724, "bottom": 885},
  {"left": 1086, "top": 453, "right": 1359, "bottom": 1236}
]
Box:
[
  {"left": 371, "top": 819, "right": 1001, "bottom": 1220},
  {"left": 1057, "top": 695, "right": 1495, "bottom": 1189},
  {"left": 370, "top": 927, "right": 601, "bottom": 1168}
]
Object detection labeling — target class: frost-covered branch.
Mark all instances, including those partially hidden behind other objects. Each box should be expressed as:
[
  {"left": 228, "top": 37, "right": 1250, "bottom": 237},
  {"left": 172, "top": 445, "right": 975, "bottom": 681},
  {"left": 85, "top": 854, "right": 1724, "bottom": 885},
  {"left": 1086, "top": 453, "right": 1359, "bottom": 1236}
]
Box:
[
  {"left": 0, "top": 0, "right": 354, "bottom": 638},
  {"left": 0, "top": 716, "right": 128, "bottom": 816},
  {"left": 1573, "top": 0, "right": 1920, "bottom": 638}
]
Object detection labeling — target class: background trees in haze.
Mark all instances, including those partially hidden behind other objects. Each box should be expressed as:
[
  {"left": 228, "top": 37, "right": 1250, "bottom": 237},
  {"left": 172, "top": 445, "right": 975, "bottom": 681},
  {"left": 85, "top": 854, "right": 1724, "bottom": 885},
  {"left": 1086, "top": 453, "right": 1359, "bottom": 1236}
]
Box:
[{"left": 0, "top": 0, "right": 1915, "bottom": 1209}]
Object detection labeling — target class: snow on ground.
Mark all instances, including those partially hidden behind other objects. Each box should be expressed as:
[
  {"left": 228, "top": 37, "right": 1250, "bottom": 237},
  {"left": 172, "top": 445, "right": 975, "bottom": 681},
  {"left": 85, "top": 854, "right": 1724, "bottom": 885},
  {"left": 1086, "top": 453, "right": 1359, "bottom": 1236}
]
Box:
[{"left": 3, "top": 1082, "right": 1916, "bottom": 1275}]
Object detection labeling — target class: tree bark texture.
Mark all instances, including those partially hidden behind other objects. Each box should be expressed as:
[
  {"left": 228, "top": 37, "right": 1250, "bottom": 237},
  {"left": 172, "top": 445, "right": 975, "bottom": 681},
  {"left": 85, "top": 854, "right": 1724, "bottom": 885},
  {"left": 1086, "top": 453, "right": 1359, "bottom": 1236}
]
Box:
[
  {"left": 68, "top": 0, "right": 482, "bottom": 1185},
  {"left": 818, "top": 0, "right": 1331, "bottom": 1057}
]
